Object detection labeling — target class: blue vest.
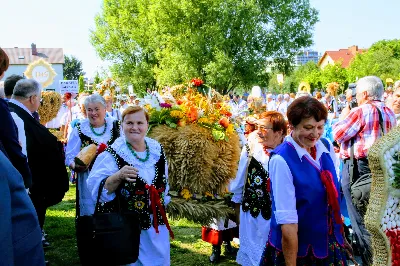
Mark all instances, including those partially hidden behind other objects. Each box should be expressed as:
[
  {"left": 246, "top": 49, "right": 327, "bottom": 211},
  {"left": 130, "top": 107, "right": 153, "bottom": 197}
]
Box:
[{"left": 269, "top": 139, "right": 344, "bottom": 258}]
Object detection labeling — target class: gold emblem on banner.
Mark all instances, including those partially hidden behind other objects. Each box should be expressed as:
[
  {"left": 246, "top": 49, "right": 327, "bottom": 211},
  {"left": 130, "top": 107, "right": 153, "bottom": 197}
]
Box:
[{"left": 24, "top": 58, "right": 57, "bottom": 88}]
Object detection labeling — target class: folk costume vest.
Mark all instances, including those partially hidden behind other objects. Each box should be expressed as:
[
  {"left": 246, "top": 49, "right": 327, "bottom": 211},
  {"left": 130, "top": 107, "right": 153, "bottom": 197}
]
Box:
[
  {"left": 241, "top": 144, "right": 272, "bottom": 220},
  {"left": 76, "top": 119, "right": 120, "bottom": 149},
  {"left": 268, "top": 139, "right": 344, "bottom": 258},
  {"left": 106, "top": 145, "right": 168, "bottom": 232}
]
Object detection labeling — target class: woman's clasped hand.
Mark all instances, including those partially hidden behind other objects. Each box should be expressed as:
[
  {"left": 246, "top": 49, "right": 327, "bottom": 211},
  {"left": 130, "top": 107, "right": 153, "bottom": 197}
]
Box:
[{"left": 117, "top": 165, "right": 138, "bottom": 182}]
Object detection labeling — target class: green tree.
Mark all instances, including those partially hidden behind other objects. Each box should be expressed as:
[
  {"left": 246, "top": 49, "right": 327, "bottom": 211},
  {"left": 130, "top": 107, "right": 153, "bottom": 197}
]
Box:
[
  {"left": 91, "top": 0, "right": 318, "bottom": 94},
  {"left": 63, "top": 55, "right": 85, "bottom": 80},
  {"left": 347, "top": 39, "right": 400, "bottom": 83},
  {"left": 270, "top": 57, "right": 296, "bottom": 77},
  {"left": 284, "top": 61, "right": 322, "bottom": 92},
  {"left": 78, "top": 76, "right": 85, "bottom": 93},
  {"left": 319, "top": 62, "right": 348, "bottom": 93},
  {"left": 93, "top": 72, "right": 102, "bottom": 85},
  {"left": 292, "top": 61, "right": 319, "bottom": 87}
]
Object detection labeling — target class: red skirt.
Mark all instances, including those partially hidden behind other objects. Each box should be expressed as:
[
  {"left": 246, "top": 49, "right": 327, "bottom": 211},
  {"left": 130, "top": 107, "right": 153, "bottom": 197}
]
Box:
[{"left": 201, "top": 226, "right": 239, "bottom": 246}]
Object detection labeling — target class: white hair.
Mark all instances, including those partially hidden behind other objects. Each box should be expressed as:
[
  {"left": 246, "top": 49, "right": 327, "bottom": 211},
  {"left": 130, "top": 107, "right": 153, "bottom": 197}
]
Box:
[
  {"left": 12, "top": 79, "right": 41, "bottom": 99},
  {"left": 84, "top": 94, "right": 106, "bottom": 108},
  {"left": 356, "top": 76, "right": 384, "bottom": 101},
  {"left": 295, "top": 92, "right": 311, "bottom": 99},
  {"left": 345, "top": 89, "right": 354, "bottom": 98},
  {"left": 277, "top": 94, "right": 284, "bottom": 101},
  {"left": 394, "top": 80, "right": 400, "bottom": 91}
]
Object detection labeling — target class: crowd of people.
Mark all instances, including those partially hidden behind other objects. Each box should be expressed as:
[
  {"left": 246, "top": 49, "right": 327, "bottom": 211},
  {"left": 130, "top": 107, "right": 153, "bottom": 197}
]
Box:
[{"left": 2, "top": 43, "right": 400, "bottom": 266}]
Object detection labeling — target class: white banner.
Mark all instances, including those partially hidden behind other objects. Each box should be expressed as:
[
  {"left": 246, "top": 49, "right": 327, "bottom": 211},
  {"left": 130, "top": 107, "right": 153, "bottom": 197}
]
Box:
[
  {"left": 128, "top": 85, "right": 134, "bottom": 95},
  {"left": 59, "top": 80, "right": 78, "bottom": 94},
  {"left": 276, "top": 74, "right": 284, "bottom": 84}
]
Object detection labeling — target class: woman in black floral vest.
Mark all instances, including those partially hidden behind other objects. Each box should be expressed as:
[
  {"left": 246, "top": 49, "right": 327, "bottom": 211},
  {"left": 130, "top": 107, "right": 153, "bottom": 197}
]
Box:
[{"left": 87, "top": 106, "right": 173, "bottom": 266}]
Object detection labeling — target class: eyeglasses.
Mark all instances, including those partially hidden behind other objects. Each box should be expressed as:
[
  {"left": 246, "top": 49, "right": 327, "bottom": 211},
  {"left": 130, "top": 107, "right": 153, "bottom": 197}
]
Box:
[{"left": 256, "top": 125, "right": 273, "bottom": 131}]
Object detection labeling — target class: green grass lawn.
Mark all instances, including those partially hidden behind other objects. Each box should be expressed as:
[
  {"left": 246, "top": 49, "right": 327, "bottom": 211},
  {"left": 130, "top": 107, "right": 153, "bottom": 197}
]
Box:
[{"left": 44, "top": 184, "right": 238, "bottom": 266}]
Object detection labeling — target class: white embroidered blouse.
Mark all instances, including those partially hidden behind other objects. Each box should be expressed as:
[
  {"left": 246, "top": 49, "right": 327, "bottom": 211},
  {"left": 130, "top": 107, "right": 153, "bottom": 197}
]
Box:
[
  {"left": 87, "top": 136, "right": 171, "bottom": 205},
  {"left": 65, "top": 117, "right": 116, "bottom": 166}
]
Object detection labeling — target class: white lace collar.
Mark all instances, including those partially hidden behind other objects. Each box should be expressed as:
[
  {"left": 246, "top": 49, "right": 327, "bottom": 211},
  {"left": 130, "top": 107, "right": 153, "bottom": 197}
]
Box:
[
  {"left": 249, "top": 144, "right": 270, "bottom": 168},
  {"left": 110, "top": 136, "right": 162, "bottom": 168},
  {"left": 79, "top": 117, "right": 115, "bottom": 144}
]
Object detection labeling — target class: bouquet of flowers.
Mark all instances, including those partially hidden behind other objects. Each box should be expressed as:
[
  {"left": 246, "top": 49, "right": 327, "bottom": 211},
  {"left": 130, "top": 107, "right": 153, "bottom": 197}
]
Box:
[{"left": 145, "top": 80, "right": 235, "bottom": 142}]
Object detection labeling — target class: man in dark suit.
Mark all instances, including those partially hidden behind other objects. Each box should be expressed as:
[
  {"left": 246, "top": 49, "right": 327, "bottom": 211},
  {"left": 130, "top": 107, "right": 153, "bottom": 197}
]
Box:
[
  {"left": 0, "top": 150, "right": 45, "bottom": 266},
  {"left": 0, "top": 98, "right": 32, "bottom": 188},
  {"left": 0, "top": 48, "right": 32, "bottom": 189},
  {"left": 8, "top": 79, "right": 69, "bottom": 235}
]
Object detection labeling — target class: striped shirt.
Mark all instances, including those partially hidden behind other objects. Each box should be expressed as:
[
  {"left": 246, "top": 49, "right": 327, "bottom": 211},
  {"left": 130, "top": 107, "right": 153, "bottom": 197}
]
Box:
[{"left": 332, "top": 101, "right": 396, "bottom": 159}]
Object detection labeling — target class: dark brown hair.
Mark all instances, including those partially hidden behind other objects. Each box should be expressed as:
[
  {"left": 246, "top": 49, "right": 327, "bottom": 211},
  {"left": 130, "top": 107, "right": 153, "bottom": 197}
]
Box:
[
  {"left": 122, "top": 106, "right": 149, "bottom": 122},
  {"left": 259, "top": 111, "right": 287, "bottom": 136},
  {"left": 287, "top": 96, "right": 327, "bottom": 127},
  {"left": 0, "top": 48, "right": 10, "bottom": 76}
]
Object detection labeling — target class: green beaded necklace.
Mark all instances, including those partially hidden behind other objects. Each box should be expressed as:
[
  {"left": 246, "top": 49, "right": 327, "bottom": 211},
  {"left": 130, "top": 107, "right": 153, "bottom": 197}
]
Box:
[
  {"left": 90, "top": 119, "right": 107, "bottom": 136},
  {"left": 126, "top": 141, "right": 150, "bottom": 162}
]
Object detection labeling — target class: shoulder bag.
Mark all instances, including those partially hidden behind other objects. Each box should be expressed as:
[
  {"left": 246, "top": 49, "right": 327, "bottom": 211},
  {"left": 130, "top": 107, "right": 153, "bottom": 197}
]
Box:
[{"left": 76, "top": 179, "right": 141, "bottom": 266}]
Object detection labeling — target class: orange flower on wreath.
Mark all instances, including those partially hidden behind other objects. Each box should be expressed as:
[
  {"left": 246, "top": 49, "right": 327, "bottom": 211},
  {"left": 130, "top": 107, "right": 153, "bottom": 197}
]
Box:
[
  {"left": 186, "top": 106, "right": 198, "bottom": 123},
  {"left": 219, "top": 117, "right": 230, "bottom": 128},
  {"left": 220, "top": 109, "right": 232, "bottom": 117}
]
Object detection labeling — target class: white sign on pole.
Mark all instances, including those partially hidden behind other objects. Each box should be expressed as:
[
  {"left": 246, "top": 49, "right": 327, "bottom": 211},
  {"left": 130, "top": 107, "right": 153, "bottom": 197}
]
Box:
[
  {"left": 59, "top": 80, "right": 78, "bottom": 94},
  {"left": 128, "top": 85, "right": 134, "bottom": 95}
]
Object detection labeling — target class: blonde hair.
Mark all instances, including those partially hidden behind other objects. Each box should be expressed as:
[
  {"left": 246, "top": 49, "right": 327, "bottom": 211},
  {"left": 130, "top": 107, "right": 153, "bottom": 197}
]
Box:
[{"left": 122, "top": 106, "right": 149, "bottom": 122}]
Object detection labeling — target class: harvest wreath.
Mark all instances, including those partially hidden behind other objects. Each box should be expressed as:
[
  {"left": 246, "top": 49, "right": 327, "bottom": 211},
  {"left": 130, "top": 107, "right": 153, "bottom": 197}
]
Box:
[
  {"left": 38, "top": 91, "right": 62, "bottom": 125},
  {"left": 367, "top": 125, "right": 400, "bottom": 266},
  {"left": 144, "top": 81, "right": 241, "bottom": 224}
]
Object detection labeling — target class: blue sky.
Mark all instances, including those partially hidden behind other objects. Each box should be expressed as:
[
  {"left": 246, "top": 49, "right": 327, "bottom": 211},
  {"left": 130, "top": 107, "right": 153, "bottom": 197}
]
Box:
[
  {"left": 1, "top": 0, "right": 399, "bottom": 79},
  {"left": 309, "top": 0, "right": 399, "bottom": 51}
]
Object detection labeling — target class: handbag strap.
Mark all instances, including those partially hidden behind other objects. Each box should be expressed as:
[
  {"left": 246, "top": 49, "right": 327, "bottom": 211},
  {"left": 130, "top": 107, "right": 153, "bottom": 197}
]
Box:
[
  {"left": 94, "top": 178, "right": 121, "bottom": 214},
  {"left": 370, "top": 103, "right": 385, "bottom": 136},
  {"left": 76, "top": 173, "right": 81, "bottom": 217},
  {"left": 241, "top": 144, "right": 253, "bottom": 199},
  {"left": 349, "top": 138, "right": 355, "bottom": 183}
]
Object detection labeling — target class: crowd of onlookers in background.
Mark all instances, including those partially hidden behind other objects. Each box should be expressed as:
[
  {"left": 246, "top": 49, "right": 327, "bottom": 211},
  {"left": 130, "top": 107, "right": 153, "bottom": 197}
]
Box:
[{"left": 226, "top": 80, "right": 400, "bottom": 125}]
